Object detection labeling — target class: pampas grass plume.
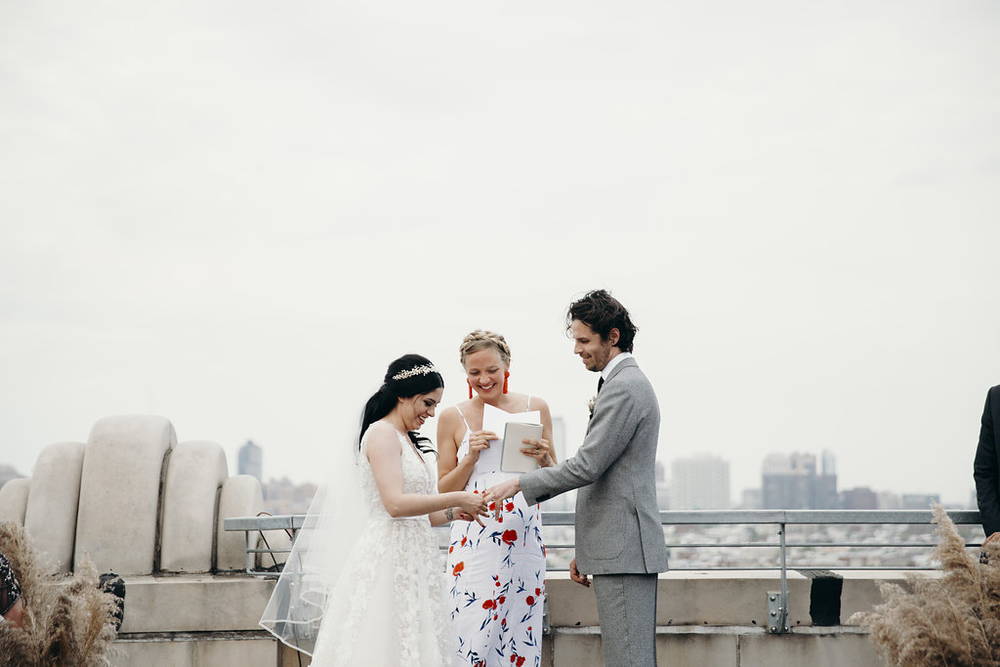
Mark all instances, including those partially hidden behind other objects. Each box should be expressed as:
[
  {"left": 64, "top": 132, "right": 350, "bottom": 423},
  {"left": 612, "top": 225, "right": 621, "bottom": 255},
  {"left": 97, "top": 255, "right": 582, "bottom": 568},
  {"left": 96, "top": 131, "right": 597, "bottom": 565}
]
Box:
[
  {"left": 0, "top": 522, "right": 118, "bottom": 666},
  {"left": 850, "top": 505, "right": 1000, "bottom": 666}
]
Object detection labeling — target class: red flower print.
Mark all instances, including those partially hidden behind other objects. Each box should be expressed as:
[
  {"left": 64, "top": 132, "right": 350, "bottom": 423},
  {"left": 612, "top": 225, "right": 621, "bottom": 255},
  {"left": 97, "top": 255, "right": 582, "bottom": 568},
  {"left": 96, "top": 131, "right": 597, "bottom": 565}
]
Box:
[
  {"left": 460, "top": 536, "right": 467, "bottom": 546},
  {"left": 489, "top": 502, "right": 496, "bottom": 510},
  {"left": 501, "top": 529, "right": 518, "bottom": 546},
  {"left": 449, "top": 546, "right": 454, "bottom": 553},
  {"left": 493, "top": 614, "right": 498, "bottom": 620},
  {"left": 526, "top": 595, "right": 535, "bottom": 606},
  {"left": 535, "top": 587, "right": 542, "bottom": 596},
  {"left": 510, "top": 656, "right": 517, "bottom": 663},
  {"left": 516, "top": 657, "right": 526, "bottom": 666},
  {"left": 482, "top": 599, "right": 496, "bottom": 610},
  {"left": 527, "top": 626, "right": 532, "bottom": 631},
  {"left": 498, "top": 595, "right": 506, "bottom": 604},
  {"left": 498, "top": 516, "right": 504, "bottom": 523},
  {"left": 452, "top": 561, "right": 465, "bottom": 576},
  {"left": 505, "top": 502, "right": 514, "bottom": 512}
]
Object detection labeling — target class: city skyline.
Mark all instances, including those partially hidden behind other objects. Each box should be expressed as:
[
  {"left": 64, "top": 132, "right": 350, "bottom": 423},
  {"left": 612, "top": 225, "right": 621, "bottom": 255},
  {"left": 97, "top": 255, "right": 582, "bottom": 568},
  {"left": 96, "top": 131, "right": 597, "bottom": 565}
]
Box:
[{"left": 0, "top": 438, "right": 971, "bottom": 507}]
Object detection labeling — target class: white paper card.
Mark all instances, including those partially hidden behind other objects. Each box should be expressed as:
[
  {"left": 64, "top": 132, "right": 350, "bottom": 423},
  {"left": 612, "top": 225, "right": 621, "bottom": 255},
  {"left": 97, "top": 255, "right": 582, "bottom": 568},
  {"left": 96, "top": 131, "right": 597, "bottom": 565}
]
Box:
[{"left": 481, "top": 403, "right": 541, "bottom": 475}]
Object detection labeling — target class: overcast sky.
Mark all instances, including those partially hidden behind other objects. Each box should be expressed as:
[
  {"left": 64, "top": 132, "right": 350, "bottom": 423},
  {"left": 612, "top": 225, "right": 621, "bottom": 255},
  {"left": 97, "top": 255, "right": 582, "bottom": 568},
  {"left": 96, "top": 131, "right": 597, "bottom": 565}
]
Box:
[{"left": 2, "top": 0, "right": 998, "bottom": 504}]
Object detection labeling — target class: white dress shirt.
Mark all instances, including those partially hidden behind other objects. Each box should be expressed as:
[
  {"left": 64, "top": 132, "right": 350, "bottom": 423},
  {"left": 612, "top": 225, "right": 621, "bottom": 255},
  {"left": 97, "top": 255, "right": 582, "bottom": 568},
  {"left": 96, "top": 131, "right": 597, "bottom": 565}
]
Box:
[{"left": 601, "top": 351, "right": 632, "bottom": 381}]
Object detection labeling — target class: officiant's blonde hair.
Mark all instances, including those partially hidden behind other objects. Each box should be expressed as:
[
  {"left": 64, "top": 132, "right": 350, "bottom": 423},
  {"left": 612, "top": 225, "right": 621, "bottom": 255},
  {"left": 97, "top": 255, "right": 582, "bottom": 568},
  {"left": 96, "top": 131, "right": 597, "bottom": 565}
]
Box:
[{"left": 459, "top": 330, "right": 511, "bottom": 367}]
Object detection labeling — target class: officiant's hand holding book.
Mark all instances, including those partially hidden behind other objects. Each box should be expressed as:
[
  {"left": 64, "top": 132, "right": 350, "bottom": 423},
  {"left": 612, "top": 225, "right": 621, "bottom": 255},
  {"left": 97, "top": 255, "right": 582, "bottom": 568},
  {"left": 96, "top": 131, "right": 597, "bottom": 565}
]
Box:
[
  {"left": 519, "top": 435, "right": 555, "bottom": 468},
  {"left": 500, "top": 422, "right": 544, "bottom": 474}
]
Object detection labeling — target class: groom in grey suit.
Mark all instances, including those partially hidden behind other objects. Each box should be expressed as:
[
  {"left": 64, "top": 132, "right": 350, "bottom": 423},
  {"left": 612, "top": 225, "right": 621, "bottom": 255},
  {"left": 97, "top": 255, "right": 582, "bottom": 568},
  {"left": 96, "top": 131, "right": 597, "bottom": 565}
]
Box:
[{"left": 487, "top": 289, "right": 668, "bottom": 667}]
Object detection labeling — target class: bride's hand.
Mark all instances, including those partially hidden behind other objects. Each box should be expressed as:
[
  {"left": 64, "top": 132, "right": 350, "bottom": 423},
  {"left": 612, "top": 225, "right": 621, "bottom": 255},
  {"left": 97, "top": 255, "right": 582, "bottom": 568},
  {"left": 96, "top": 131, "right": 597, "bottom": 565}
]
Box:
[
  {"left": 521, "top": 437, "right": 554, "bottom": 467},
  {"left": 465, "top": 431, "right": 497, "bottom": 461},
  {"left": 456, "top": 491, "right": 490, "bottom": 521}
]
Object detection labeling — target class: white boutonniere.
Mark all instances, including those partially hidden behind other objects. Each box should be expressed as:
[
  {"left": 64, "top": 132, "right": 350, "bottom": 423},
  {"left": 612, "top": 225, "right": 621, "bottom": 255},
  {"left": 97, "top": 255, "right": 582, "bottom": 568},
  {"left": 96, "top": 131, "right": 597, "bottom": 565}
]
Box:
[{"left": 587, "top": 395, "right": 597, "bottom": 419}]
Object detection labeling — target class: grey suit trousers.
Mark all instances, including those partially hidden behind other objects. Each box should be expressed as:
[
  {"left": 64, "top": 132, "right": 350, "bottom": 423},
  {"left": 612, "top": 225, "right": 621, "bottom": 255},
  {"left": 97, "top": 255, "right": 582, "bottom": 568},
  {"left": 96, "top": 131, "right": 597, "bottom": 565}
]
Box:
[{"left": 592, "top": 573, "right": 658, "bottom": 667}]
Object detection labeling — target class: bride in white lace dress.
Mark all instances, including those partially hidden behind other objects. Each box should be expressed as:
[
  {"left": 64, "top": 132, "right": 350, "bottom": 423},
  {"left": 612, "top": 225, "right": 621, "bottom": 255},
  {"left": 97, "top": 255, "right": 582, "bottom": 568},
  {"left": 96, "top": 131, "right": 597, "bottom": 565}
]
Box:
[{"left": 261, "top": 354, "right": 488, "bottom": 666}]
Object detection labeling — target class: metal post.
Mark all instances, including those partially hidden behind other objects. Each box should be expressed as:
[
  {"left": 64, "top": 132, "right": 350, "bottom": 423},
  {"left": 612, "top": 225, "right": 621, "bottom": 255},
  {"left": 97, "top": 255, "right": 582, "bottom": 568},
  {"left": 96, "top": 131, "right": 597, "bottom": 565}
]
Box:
[
  {"left": 245, "top": 529, "right": 254, "bottom": 574},
  {"left": 767, "top": 522, "right": 789, "bottom": 634}
]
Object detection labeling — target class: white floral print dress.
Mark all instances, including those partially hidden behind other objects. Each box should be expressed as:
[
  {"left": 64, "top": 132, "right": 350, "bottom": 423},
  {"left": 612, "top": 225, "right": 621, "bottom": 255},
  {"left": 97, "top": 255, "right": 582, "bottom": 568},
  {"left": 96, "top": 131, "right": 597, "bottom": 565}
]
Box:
[{"left": 446, "top": 402, "right": 546, "bottom": 667}]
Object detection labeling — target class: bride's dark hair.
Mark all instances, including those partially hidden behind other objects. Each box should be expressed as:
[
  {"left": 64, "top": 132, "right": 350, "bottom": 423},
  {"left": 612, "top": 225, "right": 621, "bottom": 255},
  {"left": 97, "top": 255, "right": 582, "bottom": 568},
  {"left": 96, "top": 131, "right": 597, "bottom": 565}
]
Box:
[{"left": 359, "top": 354, "right": 444, "bottom": 454}]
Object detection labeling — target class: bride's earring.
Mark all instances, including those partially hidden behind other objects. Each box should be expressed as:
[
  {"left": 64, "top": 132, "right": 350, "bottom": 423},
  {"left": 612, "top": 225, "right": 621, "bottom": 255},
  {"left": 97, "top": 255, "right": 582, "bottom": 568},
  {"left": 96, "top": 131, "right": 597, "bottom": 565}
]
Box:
[
  {"left": 502, "top": 371, "right": 509, "bottom": 394},
  {"left": 468, "top": 381, "right": 473, "bottom": 399}
]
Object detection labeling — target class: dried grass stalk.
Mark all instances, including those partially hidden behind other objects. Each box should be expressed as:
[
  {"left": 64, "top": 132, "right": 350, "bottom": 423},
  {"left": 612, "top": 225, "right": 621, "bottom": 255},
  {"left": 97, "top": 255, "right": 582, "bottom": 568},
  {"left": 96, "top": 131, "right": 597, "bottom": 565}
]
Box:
[
  {"left": 0, "top": 522, "right": 118, "bottom": 666},
  {"left": 850, "top": 505, "right": 1000, "bottom": 666}
]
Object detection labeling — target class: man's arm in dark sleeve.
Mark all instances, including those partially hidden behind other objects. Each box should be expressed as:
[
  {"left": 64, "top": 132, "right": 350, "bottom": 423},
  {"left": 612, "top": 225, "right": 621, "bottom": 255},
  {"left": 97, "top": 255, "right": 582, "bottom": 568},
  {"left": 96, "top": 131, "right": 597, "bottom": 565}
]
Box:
[{"left": 974, "top": 387, "right": 1000, "bottom": 537}]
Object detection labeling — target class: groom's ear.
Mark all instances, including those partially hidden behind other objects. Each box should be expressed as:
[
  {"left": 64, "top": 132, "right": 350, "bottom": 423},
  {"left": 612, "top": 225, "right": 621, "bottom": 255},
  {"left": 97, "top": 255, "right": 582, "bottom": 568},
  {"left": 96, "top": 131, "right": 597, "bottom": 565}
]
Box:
[{"left": 607, "top": 328, "right": 621, "bottom": 347}]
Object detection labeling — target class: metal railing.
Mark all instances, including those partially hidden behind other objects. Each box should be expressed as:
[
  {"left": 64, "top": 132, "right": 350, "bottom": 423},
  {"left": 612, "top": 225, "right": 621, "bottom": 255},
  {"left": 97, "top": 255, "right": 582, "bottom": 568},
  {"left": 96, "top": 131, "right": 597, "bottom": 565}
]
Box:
[{"left": 224, "top": 509, "right": 982, "bottom": 635}]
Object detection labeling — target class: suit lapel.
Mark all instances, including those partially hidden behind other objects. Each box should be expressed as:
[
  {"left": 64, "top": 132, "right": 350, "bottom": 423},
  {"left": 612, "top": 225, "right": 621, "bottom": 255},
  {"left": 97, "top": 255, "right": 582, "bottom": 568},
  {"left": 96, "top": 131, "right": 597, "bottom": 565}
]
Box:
[
  {"left": 604, "top": 356, "right": 637, "bottom": 385},
  {"left": 586, "top": 357, "right": 637, "bottom": 433}
]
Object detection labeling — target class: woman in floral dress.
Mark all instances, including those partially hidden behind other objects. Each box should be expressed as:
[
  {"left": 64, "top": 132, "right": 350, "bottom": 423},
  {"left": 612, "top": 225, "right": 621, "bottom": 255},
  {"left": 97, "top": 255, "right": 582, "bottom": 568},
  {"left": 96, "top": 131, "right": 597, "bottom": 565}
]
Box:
[{"left": 437, "top": 331, "right": 556, "bottom": 667}]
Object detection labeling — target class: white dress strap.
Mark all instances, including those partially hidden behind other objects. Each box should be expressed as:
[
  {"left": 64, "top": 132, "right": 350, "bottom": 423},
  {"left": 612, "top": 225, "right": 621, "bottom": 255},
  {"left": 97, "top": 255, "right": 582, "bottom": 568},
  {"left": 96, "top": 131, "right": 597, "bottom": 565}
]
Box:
[
  {"left": 454, "top": 406, "right": 472, "bottom": 435},
  {"left": 525, "top": 394, "right": 532, "bottom": 411}
]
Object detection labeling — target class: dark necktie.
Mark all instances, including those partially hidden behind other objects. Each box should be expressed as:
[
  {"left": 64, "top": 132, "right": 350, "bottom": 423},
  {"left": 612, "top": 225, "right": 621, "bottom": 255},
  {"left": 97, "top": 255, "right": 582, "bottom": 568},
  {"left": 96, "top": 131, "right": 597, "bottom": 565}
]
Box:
[{"left": 597, "top": 376, "right": 604, "bottom": 393}]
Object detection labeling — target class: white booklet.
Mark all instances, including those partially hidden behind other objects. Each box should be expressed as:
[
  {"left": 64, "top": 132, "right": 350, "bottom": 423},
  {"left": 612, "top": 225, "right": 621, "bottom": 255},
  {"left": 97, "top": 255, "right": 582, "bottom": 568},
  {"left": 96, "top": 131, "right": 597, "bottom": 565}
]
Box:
[
  {"left": 482, "top": 403, "right": 541, "bottom": 474},
  {"left": 501, "top": 422, "right": 543, "bottom": 473}
]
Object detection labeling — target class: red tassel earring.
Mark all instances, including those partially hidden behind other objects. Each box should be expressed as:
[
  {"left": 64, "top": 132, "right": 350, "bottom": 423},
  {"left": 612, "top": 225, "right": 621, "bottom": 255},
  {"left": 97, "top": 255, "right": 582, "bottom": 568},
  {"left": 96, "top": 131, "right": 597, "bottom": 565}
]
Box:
[
  {"left": 468, "top": 381, "right": 474, "bottom": 399},
  {"left": 502, "top": 371, "right": 510, "bottom": 394}
]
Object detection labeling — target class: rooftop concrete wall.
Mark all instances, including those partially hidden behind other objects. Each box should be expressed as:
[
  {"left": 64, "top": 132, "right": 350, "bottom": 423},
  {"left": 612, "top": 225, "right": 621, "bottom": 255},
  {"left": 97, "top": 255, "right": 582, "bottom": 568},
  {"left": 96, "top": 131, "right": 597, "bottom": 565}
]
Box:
[
  {"left": 23, "top": 441, "right": 85, "bottom": 573},
  {"left": 102, "top": 572, "right": 885, "bottom": 667},
  {"left": 75, "top": 415, "right": 177, "bottom": 575},
  {"left": 216, "top": 476, "right": 263, "bottom": 572},
  {"left": 160, "top": 441, "right": 228, "bottom": 573},
  {"left": 0, "top": 477, "right": 29, "bottom": 525},
  {"left": 0, "top": 414, "right": 262, "bottom": 580}
]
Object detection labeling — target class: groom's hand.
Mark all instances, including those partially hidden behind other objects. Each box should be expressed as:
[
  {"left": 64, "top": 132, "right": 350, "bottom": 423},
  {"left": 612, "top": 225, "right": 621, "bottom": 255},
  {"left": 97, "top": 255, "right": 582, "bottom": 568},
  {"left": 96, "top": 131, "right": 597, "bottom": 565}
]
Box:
[
  {"left": 484, "top": 478, "right": 521, "bottom": 519},
  {"left": 569, "top": 558, "right": 590, "bottom": 587}
]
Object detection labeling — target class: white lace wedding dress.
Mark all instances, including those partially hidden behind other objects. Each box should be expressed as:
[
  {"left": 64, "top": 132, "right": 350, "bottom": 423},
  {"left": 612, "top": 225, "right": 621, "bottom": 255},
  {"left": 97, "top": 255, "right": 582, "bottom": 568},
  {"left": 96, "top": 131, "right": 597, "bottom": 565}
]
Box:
[{"left": 261, "top": 422, "right": 451, "bottom": 666}]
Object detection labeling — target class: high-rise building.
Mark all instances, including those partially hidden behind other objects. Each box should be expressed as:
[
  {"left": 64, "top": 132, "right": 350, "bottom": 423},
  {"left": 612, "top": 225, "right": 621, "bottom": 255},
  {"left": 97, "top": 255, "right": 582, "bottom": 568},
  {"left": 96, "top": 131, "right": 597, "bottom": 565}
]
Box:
[
  {"left": 238, "top": 440, "right": 263, "bottom": 481},
  {"left": 816, "top": 450, "right": 839, "bottom": 509},
  {"left": 669, "top": 455, "right": 730, "bottom": 510},
  {"left": 761, "top": 451, "right": 837, "bottom": 509},
  {"left": 840, "top": 486, "right": 878, "bottom": 509}
]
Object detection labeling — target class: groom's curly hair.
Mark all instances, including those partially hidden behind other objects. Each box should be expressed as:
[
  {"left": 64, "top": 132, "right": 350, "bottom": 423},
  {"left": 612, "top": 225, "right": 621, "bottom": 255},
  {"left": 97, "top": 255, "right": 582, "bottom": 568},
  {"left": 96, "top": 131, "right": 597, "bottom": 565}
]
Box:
[{"left": 567, "top": 289, "right": 638, "bottom": 353}]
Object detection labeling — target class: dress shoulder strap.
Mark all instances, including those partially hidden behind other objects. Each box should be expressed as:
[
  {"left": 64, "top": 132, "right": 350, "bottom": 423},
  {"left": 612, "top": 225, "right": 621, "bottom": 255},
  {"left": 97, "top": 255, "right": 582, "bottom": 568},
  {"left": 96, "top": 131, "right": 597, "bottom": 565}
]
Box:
[
  {"left": 454, "top": 405, "right": 472, "bottom": 432},
  {"left": 525, "top": 395, "right": 532, "bottom": 412}
]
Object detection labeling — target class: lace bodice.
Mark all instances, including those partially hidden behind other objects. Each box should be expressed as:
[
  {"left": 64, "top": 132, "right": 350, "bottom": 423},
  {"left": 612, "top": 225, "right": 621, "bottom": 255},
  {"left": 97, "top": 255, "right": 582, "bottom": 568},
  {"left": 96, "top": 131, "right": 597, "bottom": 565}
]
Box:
[{"left": 359, "top": 423, "right": 437, "bottom": 521}]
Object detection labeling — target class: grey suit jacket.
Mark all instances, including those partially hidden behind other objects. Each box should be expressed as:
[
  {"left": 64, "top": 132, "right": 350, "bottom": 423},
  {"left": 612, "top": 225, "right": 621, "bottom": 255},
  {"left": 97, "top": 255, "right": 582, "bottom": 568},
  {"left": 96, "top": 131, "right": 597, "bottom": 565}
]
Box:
[{"left": 520, "top": 357, "right": 668, "bottom": 575}]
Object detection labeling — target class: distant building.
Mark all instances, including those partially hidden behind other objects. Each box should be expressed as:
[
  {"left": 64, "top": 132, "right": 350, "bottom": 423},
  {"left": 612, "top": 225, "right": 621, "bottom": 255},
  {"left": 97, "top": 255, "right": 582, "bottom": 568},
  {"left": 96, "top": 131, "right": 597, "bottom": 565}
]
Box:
[
  {"left": 261, "top": 477, "right": 318, "bottom": 515},
  {"left": 238, "top": 440, "right": 263, "bottom": 481},
  {"left": 740, "top": 488, "right": 762, "bottom": 509},
  {"left": 901, "top": 493, "right": 941, "bottom": 510},
  {"left": 655, "top": 460, "right": 670, "bottom": 509},
  {"left": 816, "top": 450, "right": 838, "bottom": 509},
  {"left": 541, "top": 417, "right": 574, "bottom": 511},
  {"left": 877, "top": 492, "right": 901, "bottom": 510},
  {"left": 761, "top": 451, "right": 838, "bottom": 509},
  {"left": 669, "top": 455, "right": 730, "bottom": 510},
  {"left": 840, "top": 486, "right": 879, "bottom": 509}
]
